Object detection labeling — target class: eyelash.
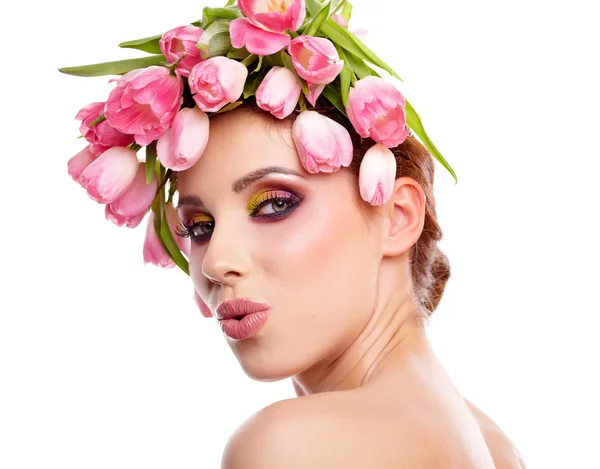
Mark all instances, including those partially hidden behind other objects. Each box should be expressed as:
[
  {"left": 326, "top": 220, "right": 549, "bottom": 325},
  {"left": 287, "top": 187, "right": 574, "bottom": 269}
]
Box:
[{"left": 175, "top": 191, "right": 304, "bottom": 243}]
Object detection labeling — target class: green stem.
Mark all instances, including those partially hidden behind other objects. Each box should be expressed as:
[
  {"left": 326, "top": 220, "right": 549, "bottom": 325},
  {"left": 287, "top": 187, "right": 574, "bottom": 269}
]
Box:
[
  {"left": 299, "top": 93, "right": 308, "bottom": 111},
  {"left": 88, "top": 114, "right": 106, "bottom": 127},
  {"left": 152, "top": 168, "right": 172, "bottom": 205},
  {"left": 241, "top": 54, "right": 258, "bottom": 67}
]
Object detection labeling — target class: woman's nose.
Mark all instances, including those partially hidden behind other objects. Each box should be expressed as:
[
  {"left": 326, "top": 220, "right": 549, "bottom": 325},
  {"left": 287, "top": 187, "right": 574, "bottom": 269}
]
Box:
[{"left": 199, "top": 221, "right": 251, "bottom": 287}]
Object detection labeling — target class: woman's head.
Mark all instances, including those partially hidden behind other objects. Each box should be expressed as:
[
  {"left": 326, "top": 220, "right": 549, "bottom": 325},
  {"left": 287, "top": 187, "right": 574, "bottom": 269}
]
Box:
[{"left": 175, "top": 99, "right": 449, "bottom": 381}]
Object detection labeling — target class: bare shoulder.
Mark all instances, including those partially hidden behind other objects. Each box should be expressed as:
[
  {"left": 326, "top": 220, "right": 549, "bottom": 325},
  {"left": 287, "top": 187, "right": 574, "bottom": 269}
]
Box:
[
  {"left": 465, "top": 398, "right": 528, "bottom": 469},
  {"left": 222, "top": 393, "right": 497, "bottom": 469}
]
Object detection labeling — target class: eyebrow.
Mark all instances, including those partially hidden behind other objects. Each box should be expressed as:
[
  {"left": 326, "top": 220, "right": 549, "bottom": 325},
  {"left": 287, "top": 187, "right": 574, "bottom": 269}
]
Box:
[{"left": 176, "top": 166, "right": 304, "bottom": 209}]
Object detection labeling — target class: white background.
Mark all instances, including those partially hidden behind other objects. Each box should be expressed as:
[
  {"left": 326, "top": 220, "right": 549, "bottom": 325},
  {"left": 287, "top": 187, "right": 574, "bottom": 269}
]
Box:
[{"left": 1, "top": 0, "right": 599, "bottom": 467}]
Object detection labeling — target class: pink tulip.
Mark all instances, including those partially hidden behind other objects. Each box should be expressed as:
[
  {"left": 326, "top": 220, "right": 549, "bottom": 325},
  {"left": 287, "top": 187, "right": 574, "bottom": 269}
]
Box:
[
  {"left": 105, "top": 162, "right": 158, "bottom": 228},
  {"left": 143, "top": 204, "right": 191, "bottom": 268},
  {"left": 288, "top": 36, "right": 343, "bottom": 105},
  {"left": 230, "top": 18, "right": 292, "bottom": 56},
  {"left": 238, "top": 0, "right": 306, "bottom": 33},
  {"left": 159, "top": 25, "right": 205, "bottom": 77},
  {"left": 332, "top": 14, "right": 348, "bottom": 28},
  {"left": 78, "top": 146, "right": 139, "bottom": 204},
  {"left": 358, "top": 144, "right": 397, "bottom": 206},
  {"left": 105, "top": 66, "right": 183, "bottom": 146},
  {"left": 68, "top": 146, "right": 98, "bottom": 183},
  {"left": 256, "top": 66, "right": 301, "bottom": 119},
  {"left": 291, "top": 110, "right": 353, "bottom": 174},
  {"left": 347, "top": 76, "right": 409, "bottom": 148},
  {"left": 288, "top": 36, "right": 343, "bottom": 84},
  {"left": 75, "top": 102, "right": 134, "bottom": 156},
  {"left": 193, "top": 290, "right": 214, "bottom": 318},
  {"left": 157, "top": 107, "right": 210, "bottom": 171},
  {"left": 188, "top": 57, "right": 248, "bottom": 113}
]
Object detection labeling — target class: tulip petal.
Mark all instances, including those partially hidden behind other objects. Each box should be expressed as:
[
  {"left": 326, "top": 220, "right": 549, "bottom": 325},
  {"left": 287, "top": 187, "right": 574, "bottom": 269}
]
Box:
[
  {"left": 230, "top": 18, "right": 291, "bottom": 56},
  {"left": 68, "top": 146, "right": 98, "bottom": 183},
  {"left": 193, "top": 290, "right": 214, "bottom": 318},
  {"left": 306, "top": 82, "right": 325, "bottom": 106},
  {"left": 78, "top": 147, "right": 139, "bottom": 204},
  {"left": 143, "top": 211, "right": 175, "bottom": 268}
]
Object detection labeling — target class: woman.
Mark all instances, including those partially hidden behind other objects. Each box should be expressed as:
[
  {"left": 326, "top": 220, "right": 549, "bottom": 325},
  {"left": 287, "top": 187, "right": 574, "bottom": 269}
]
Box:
[
  {"left": 175, "top": 100, "right": 527, "bottom": 469},
  {"left": 62, "top": 0, "right": 526, "bottom": 466}
]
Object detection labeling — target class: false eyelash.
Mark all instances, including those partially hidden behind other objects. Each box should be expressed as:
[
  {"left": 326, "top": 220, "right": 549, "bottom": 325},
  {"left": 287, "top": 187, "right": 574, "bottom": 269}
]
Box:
[
  {"left": 175, "top": 221, "right": 195, "bottom": 239},
  {"left": 174, "top": 193, "right": 303, "bottom": 240}
]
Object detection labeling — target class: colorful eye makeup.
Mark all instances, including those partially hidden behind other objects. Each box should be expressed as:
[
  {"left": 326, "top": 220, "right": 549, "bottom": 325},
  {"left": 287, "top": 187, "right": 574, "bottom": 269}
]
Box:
[
  {"left": 246, "top": 190, "right": 302, "bottom": 216},
  {"left": 176, "top": 188, "right": 304, "bottom": 244}
]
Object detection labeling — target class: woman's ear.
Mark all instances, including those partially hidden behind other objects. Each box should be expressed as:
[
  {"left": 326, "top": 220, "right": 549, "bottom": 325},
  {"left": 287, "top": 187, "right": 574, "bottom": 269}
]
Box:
[{"left": 380, "top": 177, "right": 427, "bottom": 257}]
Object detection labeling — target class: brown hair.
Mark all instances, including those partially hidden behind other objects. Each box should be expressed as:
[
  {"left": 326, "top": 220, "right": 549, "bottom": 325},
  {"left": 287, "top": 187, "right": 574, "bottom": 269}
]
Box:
[{"left": 233, "top": 97, "right": 450, "bottom": 322}]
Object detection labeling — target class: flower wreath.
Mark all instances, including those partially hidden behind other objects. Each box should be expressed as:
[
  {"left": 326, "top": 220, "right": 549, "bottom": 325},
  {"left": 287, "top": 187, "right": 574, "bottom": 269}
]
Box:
[{"left": 61, "top": 0, "right": 458, "bottom": 276}]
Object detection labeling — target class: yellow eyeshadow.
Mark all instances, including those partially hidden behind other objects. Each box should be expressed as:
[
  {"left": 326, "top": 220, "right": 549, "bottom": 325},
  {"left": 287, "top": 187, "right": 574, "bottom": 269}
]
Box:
[
  {"left": 186, "top": 214, "right": 213, "bottom": 227},
  {"left": 246, "top": 190, "right": 291, "bottom": 214}
]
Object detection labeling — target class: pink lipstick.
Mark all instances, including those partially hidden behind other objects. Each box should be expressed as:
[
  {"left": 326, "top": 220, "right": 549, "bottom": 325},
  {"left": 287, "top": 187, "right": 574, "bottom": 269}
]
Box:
[{"left": 216, "top": 299, "right": 271, "bottom": 341}]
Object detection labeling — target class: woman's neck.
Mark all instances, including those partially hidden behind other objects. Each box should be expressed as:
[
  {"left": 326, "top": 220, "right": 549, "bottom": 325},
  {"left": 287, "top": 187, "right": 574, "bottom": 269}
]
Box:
[{"left": 291, "top": 286, "right": 431, "bottom": 396}]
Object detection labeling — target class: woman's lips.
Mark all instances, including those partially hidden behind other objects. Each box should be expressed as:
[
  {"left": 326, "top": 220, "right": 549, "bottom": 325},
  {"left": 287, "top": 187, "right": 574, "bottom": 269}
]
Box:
[
  {"left": 215, "top": 298, "right": 271, "bottom": 320},
  {"left": 218, "top": 309, "right": 271, "bottom": 341}
]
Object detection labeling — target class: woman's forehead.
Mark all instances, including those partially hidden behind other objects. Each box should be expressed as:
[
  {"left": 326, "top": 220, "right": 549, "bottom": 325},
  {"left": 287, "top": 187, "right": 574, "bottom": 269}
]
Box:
[{"left": 177, "top": 109, "right": 302, "bottom": 187}]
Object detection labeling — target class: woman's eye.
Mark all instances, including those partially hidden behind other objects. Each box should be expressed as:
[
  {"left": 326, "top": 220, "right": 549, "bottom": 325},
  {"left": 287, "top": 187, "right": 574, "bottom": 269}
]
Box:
[
  {"left": 177, "top": 192, "right": 303, "bottom": 244},
  {"left": 255, "top": 198, "right": 292, "bottom": 216}
]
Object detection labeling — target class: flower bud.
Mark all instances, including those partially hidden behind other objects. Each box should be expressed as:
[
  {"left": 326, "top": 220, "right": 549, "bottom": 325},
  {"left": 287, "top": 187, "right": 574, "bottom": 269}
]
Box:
[
  {"left": 358, "top": 144, "right": 397, "bottom": 206},
  {"left": 292, "top": 111, "right": 353, "bottom": 174},
  {"left": 68, "top": 145, "right": 98, "bottom": 183},
  {"left": 347, "top": 76, "right": 409, "bottom": 148},
  {"left": 105, "top": 66, "right": 183, "bottom": 146},
  {"left": 159, "top": 25, "right": 205, "bottom": 77},
  {"left": 256, "top": 66, "right": 301, "bottom": 119},
  {"left": 78, "top": 146, "right": 139, "bottom": 204},
  {"left": 157, "top": 107, "right": 210, "bottom": 171},
  {"left": 188, "top": 57, "right": 248, "bottom": 113},
  {"left": 76, "top": 102, "right": 134, "bottom": 155},
  {"left": 105, "top": 162, "right": 158, "bottom": 228}
]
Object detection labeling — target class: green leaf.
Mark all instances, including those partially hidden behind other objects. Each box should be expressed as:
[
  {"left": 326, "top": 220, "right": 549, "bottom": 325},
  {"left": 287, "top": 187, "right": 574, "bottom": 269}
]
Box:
[
  {"left": 322, "top": 84, "right": 346, "bottom": 116},
  {"left": 367, "top": 66, "right": 381, "bottom": 78},
  {"left": 225, "top": 0, "right": 236, "bottom": 6},
  {"left": 344, "top": 50, "right": 371, "bottom": 79},
  {"left": 118, "top": 34, "right": 162, "bottom": 54},
  {"left": 197, "top": 19, "right": 232, "bottom": 59},
  {"left": 341, "top": 2, "right": 353, "bottom": 22},
  {"left": 227, "top": 47, "right": 250, "bottom": 59},
  {"left": 59, "top": 54, "right": 166, "bottom": 77},
  {"left": 282, "top": 51, "right": 309, "bottom": 95},
  {"left": 405, "top": 99, "right": 458, "bottom": 184},
  {"left": 200, "top": 5, "right": 242, "bottom": 29},
  {"left": 304, "top": 1, "right": 332, "bottom": 37},
  {"left": 306, "top": 0, "right": 323, "bottom": 16},
  {"left": 212, "top": 101, "right": 244, "bottom": 115},
  {"left": 243, "top": 69, "right": 267, "bottom": 99},
  {"left": 145, "top": 141, "right": 157, "bottom": 184},
  {"left": 334, "top": 46, "right": 354, "bottom": 107},
  {"left": 151, "top": 173, "right": 190, "bottom": 276},
  {"left": 160, "top": 204, "right": 190, "bottom": 275},
  {"left": 320, "top": 19, "right": 402, "bottom": 81}
]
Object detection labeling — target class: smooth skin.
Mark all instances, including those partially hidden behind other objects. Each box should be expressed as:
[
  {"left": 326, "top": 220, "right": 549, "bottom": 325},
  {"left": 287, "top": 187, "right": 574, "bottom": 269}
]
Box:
[{"left": 176, "top": 109, "right": 526, "bottom": 469}]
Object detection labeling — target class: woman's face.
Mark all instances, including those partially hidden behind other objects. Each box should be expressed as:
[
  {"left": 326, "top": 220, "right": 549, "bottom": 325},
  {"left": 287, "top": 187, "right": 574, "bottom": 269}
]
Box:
[{"left": 176, "top": 109, "right": 385, "bottom": 381}]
